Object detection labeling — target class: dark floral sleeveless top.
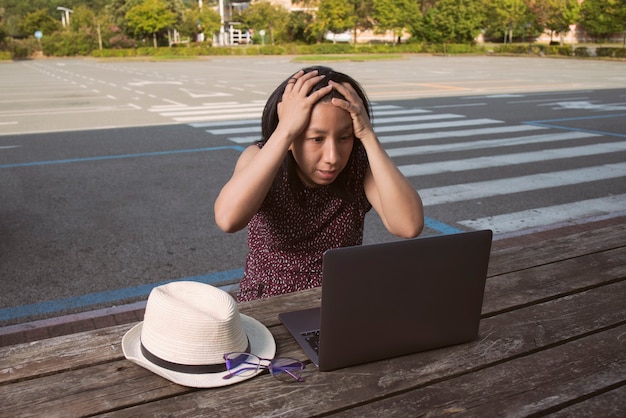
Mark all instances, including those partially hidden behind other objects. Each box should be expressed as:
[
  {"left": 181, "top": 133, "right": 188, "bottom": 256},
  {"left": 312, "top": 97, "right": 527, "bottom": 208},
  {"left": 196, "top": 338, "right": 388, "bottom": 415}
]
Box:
[{"left": 237, "top": 144, "right": 371, "bottom": 302}]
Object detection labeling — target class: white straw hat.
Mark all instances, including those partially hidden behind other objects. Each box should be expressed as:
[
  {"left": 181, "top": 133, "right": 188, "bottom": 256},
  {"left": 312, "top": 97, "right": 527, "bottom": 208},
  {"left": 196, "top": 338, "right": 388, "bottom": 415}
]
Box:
[{"left": 122, "top": 281, "right": 275, "bottom": 388}]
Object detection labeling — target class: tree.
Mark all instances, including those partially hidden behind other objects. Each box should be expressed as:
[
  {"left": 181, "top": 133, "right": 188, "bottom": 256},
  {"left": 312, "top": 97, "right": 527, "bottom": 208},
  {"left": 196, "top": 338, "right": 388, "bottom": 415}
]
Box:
[
  {"left": 414, "top": 0, "right": 486, "bottom": 44},
  {"left": 107, "top": 0, "right": 143, "bottom": 35},
  {"left": 316, "top": 0, "right": 355, "bottom": 43},
  {"left": 580, "top": 0, "right": 625, "bottom": 42},
  {"left": 70, "top": 5, "right": 98, "bottom": 33},
  {"left": 0, "top": 12, "right": 7, "bottom": 48},
  {"left": 20, "top": 9, "right": 61, "bottom": 38},
  {"left": 349, "top": 0, "right": 375, "bottom": 44},
  {"left": 283, "top": 10, "right": 317, "bottom": 44},
  {"left": 125, "top": 0, "right": 177, "bottom": 47},
  {"left": 543, "top": 0, "right": 580, "bottom": 45},
  {"left": 240, "top": 1, "right": 288, "bottom": 45},
  {"left": 372, "top": 0, "right": 420, "bottom": 44},
  {"left": 180, "top": 3, "right": 221, "bottom": 43},
  {"left": 484, "top": 0, "right": 531, "bottom": 43}
]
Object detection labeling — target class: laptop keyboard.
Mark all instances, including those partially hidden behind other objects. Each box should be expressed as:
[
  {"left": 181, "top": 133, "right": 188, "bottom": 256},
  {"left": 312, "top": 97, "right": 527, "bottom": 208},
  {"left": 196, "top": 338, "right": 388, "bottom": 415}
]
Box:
[{"left": 301, "top": 330, "right": 320, "bottom": 353}]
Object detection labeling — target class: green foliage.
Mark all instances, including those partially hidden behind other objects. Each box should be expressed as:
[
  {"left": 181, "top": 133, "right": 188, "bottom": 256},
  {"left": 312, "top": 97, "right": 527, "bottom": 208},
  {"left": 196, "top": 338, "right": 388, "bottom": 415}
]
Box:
[
  {"left": 86, "top": 42, "right": 490, "bottom": 59},
  {"left": 282, "top": 10, "right": 318, "bottom": 44},
  {"left": 543, "top": 0, "right": 580, "bottom": 36},
  {"left": 596, "top": 47, "right": 626, "bottom": 58},
  {"left": 413, "top": 0, "right": 486, "bottom": 43},
  {"left": 125, "top": 0, "right": 177, "bottom": 47},
  {"left": 70, "top": 5, "right": 98, "bottom": 33},
  {"left": 316, "top": 0, "right": 356, "bottom": 38},
  {"left": 372, "top": 0, "right": 421, "bottom": 43},
  {"left": 1, "top": 36, "right": 39, "bottom": 59},
  {"left": 299, "top": 43, "right": 357, "bottom": 54},
  {"left": 41, "top": 30, "right": 98, "bottom": 56},
  {"left": 483, "top": 0, "right": 533, "bottom": 43},
  {"left": 573, "top": 47, "right": 590, "bottom": 57},
  {"left": 179, "top": 3, "right": 220, "bottom": 42},
  {"left": 239, "top": 1, "right": 289, "bottom": 45},
  {"left": 19, "top": 9, "right": 61, "bottom": 38},
  {"left": 580, "top": 0, "right": 626, "bottom": 41},
  {"left": 1, "top": 0, "right": 625, "bottom": 59}
]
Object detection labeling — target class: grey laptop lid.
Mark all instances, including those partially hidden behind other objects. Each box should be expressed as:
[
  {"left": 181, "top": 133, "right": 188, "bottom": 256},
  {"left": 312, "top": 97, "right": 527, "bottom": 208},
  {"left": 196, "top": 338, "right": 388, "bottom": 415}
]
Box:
[{"left": 279, "top": 229, "right": 493, "bottom": 372}]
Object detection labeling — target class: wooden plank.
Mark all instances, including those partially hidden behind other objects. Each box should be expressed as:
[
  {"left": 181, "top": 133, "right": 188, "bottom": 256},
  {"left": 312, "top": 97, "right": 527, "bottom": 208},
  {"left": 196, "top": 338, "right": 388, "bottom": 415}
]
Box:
[
  {"left": 8, "top": 280, "right": 618, "bottom": 417},
  {"left": 327, "top": 325, "right": 626, "bottom": 417},
  {"left": 0, "top": 323, "right": 312, "bottom": 418},
  {"left": 546, "top": 384, "right": 626, "bottom": 417},
  {"left": 0, "top": 324, "right": 305, "bottom": 418},
  {"left": 483, "top": 246, "right": 626, "bottom": 314},
  {"left": 488, "top": 223, "right": 626, "bottom": 276},
  {"left": 0, "top": 359, "right": 193, "bottom": 418},
  {"left": 0, "top": 324, "right": 131, "bottom": 385}
]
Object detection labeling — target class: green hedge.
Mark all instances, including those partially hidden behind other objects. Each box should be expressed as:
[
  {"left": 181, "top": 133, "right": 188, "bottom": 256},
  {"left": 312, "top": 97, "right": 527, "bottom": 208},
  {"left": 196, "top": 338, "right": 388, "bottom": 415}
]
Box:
[
  {"left": 596, "top": 47, "right": 626, "bottom": 58},
  {"left": 2, "top": 27, "right": 625, "bottom": 61},
  {"left": 574, "top": 47, "right": 590, "bottom": 57},
  {"left": 41, "top": 31, "right": 97, "bottom": 56},
  {"left": 0, "top": 39, "right": 612, "bottom": 60},
  {"left": 492, "top": 44, "right": 577, "bottom": 57},
  {"left": 1, "top": 37, "right": 39, "bottom": 59},
  {"left": 89, "top": 42, "right": 489, "bottom": 58}
]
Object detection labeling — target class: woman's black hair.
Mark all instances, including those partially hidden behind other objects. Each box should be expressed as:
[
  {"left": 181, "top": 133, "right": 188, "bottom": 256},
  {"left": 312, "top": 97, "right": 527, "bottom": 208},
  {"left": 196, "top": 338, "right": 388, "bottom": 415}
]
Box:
[{"left": 258, "top": 66, "right": 372, "bottom": 202}]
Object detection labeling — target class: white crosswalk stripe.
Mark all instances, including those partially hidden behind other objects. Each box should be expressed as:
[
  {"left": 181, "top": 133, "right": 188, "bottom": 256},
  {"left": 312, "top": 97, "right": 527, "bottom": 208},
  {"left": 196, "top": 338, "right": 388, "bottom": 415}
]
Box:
[
  {"left": 459, "top": 194, "right": 626, "bottom": 234},
  {"left": 386, "top": 131, "right": 598, "bottom": 155},
  {"left": 149, "top": 101, "right": 625, "bottom": 235},
  {"left": 419, "top": 163, "right": 626, "bottom": 205},
  {"left": 148, "top": 101, "right": 266, "bottom": 123},
  {"left": 379, "top": 125, "right": 545, "bottom": 144},
  {"left": 398, "top": 141, "right": 626, "bottom": 176}
]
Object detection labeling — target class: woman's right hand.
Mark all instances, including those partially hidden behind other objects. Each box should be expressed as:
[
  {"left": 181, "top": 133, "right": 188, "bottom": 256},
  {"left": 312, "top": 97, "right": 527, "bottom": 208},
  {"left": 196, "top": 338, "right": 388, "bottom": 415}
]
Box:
[{"left": 276, "top": 69, "right": 332, "bottom": 141}]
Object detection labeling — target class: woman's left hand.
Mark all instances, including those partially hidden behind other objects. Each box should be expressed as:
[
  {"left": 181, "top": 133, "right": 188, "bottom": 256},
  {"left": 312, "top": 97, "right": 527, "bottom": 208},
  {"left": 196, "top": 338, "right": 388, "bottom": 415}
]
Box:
[{"left": 329, "top": 81, "right": 374, "bottom": 142}]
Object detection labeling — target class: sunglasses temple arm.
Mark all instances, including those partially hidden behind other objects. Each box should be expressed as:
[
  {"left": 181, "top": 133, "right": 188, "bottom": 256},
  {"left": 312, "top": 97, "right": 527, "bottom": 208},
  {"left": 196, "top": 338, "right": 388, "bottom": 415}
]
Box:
[
  {"left": 222, "top": 365, "right": 261, "bottom": 380},
  {"left": 281, "top": 369, "right": 305, "bottom": 382}
]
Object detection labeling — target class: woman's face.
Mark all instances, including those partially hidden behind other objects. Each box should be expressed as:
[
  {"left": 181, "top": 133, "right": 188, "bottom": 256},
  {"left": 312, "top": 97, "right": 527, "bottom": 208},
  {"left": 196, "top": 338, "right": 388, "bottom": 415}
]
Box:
[{"left": 289, "top": 101, "right": 354, "bottom": 188}]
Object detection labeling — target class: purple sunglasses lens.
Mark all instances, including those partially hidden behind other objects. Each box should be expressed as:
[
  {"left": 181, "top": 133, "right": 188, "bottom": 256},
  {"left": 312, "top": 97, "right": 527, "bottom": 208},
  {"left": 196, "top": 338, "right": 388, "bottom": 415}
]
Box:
[{"left": 270, "top": 357, "right": 305, "bottom": 382}]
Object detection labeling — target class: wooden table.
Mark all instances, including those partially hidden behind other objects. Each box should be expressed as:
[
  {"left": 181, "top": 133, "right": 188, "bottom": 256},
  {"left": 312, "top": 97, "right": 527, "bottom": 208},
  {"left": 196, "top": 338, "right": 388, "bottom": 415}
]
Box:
[{"left": 2, "top": 223, "right": 625, "bottom": 417}]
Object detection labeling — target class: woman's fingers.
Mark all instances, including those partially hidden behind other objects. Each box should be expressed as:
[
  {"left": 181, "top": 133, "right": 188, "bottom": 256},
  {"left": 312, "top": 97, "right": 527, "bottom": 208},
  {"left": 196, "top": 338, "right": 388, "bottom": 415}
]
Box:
[
  {"left": 285, "top": 70, "right": 326, "bottom": 97},
  {"left": 329, "top": 80, "right": 372, "bottom": 139}
]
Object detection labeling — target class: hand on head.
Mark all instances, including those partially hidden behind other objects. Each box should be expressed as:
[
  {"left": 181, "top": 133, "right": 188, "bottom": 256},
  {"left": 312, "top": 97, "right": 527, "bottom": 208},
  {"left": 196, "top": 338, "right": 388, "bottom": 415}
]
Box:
[
  {"left": 277, "top": 70, "right": 332, "bottom": 140},
  {"left": 276, "top": 68, "right": 373, "bottom": 145},
  {"left": 328, "top": 80, "right": 374, "bottom": 142}
]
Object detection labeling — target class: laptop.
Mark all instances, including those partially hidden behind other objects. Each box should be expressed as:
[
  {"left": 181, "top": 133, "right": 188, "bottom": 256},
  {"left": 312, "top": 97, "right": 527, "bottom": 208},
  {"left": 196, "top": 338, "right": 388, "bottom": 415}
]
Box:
[{"left": 279, "top": 229, "right": 493, "bottom": 371}]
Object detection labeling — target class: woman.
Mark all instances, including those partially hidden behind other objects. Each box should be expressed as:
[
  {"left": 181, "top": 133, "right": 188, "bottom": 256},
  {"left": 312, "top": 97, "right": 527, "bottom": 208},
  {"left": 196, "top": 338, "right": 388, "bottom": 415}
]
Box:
[{"left": 215, "top": 66, "right": 423, "bottom": 301}]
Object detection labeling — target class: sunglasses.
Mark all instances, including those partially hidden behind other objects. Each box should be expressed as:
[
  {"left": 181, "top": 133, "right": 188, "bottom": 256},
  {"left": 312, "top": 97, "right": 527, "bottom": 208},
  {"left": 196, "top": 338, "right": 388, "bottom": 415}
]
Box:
[{"left": 223, "top": 352, "right": 306, "bottom": 382}]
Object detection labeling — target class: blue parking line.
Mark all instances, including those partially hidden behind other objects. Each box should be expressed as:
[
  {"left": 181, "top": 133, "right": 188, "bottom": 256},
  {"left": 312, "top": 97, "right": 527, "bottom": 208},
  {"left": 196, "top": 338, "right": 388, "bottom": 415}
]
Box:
[
  {"left": 2, "top": 218, "right": 461, "bottom": 322},
  {"left": 0, "top": 145, "right": 245, "bottom": 168},
  {"left": 424, "top": 217, "right": 463, "bottom": 234},
  {"left": 0, "top": 269, "right": 244, "bottom": 322},
  {"left": 524, "top": 113, "right": 626, "bottom": 139}
]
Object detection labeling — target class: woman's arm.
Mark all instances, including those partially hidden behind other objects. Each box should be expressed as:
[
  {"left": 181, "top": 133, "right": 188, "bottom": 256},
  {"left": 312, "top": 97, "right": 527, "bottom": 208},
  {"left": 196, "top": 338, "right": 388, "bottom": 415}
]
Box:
[
  {"left": 330, "top": 81, "right": 424, "bottom": 239},
  {"left": 214, "top": 70, "right": 332, "bottom": 233},
  {"left": 214, "top": 139, "right": 288, "bottom": 233},
  {"left": 361, "top": 138, "right": 424, "bottom": 238}
]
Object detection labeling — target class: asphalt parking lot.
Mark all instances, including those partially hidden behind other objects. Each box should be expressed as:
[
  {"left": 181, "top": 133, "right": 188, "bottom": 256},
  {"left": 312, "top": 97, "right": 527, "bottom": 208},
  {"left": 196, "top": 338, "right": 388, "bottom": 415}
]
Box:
[{"left": 1, "top": 55, "right": 625, "bottom": 327}]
